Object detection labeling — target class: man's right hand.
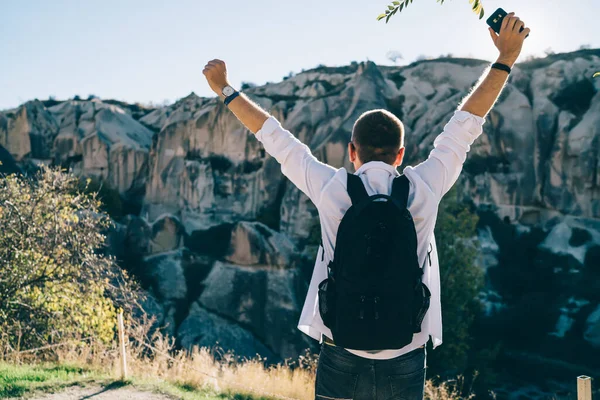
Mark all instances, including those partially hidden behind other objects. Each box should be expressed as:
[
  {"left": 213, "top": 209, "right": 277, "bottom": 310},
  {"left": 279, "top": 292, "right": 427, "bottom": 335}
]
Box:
[
  {"left": 203, "top": 59, "right": 231, "bottom": 99},
  {"left": 488, "top": 12, "right": 531, "bottom": 68}
]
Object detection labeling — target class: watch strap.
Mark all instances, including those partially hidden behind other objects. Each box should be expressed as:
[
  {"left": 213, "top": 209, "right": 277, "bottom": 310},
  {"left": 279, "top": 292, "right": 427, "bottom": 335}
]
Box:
[
  {"left": 491, "top": 62, "right": 512, "bottom": 74},
  {"left": 224, "top": 91, "right": 241, "bottom": 106}
]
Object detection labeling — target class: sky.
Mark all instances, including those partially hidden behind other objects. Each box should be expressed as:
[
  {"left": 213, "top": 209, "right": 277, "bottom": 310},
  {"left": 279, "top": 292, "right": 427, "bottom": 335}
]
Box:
[{"left": 1, "top": 0, "right": 598, "bottom": 110}]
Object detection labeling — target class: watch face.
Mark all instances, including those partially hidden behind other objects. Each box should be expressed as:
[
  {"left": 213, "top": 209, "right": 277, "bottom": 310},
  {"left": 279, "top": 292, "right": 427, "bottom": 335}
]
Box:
[{"left": 222, "top": 86, "right": 235, "bottom": 97}]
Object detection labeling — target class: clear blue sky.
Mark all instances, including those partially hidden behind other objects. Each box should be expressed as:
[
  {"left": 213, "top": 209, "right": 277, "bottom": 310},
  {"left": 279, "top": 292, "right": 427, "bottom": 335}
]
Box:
[{"left": 1, "top": 0, "right": 598, "bottom": 110}]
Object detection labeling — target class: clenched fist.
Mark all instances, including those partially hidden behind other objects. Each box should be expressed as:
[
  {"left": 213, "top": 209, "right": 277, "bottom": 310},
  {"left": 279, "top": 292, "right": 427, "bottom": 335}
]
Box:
[{"left": 203, "top": 59, "right": 230, "bottom": 97}]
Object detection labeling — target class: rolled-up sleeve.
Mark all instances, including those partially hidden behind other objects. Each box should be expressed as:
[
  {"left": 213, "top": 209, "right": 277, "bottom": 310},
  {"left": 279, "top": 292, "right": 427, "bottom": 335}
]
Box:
[
  {"left": 256, "top": 116, "right": 338, "bottom": 205},
  {"left": 405, "top": 110, "right": 485, "bottom": 200}
]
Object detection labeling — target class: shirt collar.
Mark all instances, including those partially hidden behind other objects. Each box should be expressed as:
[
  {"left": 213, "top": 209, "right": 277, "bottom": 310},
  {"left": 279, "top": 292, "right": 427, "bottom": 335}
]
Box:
[{"left": 354, "top": 161, "right": 400, "bottom": 176}]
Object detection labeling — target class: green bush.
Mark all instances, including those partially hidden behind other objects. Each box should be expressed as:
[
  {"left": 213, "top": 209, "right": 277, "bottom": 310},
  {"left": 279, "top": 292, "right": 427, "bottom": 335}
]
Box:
[
  {"left": 0, "top": 168, "right": 137, "bottom": 351},
  {"left": 78, "top": 176, "right": 124, "bottom": 220},
  {"left": 428, "top": 189, "right": 484, "bottom": 376}
]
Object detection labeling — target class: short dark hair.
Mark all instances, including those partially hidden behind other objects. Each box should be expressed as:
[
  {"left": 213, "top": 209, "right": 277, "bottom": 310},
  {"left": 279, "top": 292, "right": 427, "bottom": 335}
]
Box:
[{"left": 351, "top": 109, "right": 404, "bottom": 165}]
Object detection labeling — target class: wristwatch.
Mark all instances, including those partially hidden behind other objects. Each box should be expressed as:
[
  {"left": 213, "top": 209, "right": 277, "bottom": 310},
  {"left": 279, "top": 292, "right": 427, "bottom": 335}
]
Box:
[
  {"left": 222, "top": 85, "right": 236, "bottom": 97},
  {"left": 222, "top": 85, "right": 240, "bottom": 106}
]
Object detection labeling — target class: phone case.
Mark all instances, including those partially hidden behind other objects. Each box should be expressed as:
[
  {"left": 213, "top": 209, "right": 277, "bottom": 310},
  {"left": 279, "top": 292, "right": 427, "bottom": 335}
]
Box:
[{"left": 486, "top": 8, "right": 507, "bottom": 34}]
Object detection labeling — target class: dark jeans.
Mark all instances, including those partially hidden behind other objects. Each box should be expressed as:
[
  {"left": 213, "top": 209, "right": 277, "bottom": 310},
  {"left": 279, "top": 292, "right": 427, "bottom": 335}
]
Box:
[{"left": 315, "top": 344, "right": 426, "bottom": 400}]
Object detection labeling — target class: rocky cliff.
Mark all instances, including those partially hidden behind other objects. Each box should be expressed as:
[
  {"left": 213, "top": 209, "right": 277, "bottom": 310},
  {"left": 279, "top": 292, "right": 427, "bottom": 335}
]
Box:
[{"left": 2, "top": 50, "right": 599, "bottom": 376}]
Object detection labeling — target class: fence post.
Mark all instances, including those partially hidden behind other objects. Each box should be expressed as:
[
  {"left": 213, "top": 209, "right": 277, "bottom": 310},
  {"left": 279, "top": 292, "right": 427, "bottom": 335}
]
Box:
[
  {"left": 117, "top": 311, "right": 128, "bottom": 380},
  {"left": 578, "top": 376, "right": 592, "bottom": 400}
]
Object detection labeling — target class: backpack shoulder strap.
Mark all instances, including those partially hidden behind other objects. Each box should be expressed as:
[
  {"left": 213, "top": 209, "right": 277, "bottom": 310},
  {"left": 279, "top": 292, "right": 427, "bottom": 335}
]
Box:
[
  {"left": 346, "top": 172, "right": 369, "bottom": 205},
  {"left": 390, "top": 174, "right": 410, "bottom": 209}
]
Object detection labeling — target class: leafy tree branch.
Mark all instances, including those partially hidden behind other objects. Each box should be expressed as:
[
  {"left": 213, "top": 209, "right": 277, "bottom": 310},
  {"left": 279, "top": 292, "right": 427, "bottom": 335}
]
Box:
[{"left": 378, "top": 0, "right": 485, "bottom": 23}]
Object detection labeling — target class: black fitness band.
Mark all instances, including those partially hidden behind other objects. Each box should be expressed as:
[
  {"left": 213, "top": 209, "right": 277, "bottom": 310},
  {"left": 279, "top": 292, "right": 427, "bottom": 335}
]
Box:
[
  {"left": 491, "top": 62, "right": 512, "bottom": 74},
  {"left": 224, "top": 91, "right": 241, "bottom": 106}
]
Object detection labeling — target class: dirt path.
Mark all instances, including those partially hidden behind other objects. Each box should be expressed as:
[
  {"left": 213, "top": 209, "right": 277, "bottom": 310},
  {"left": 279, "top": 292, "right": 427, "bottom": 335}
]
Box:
[{"left": 27, "top": 385, "right": 177, "bottom": 400}]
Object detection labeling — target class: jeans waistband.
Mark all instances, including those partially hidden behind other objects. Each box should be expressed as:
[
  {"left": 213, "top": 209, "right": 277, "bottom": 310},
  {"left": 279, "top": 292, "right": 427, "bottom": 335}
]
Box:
[
  {"left": 321, "top": 336, "right": 426, "bottom": 367},
  {"left": 323, "top": 335, "right": 425, "bottom": 350}
]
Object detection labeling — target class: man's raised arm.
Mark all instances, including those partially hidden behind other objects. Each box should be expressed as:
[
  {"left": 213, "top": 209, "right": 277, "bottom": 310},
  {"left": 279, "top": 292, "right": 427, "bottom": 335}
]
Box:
[
  {"left": 460, "top": 12, "right": 531, "bottom": 117},
  {"left": 202, "top": 60, "right": 337, "bottom": 205},
  {"left": 203, "top": 60, "right": 269, "bottom": 134},
  {"left": 408, "top": 13, "right": 530, "bottom": 199}
]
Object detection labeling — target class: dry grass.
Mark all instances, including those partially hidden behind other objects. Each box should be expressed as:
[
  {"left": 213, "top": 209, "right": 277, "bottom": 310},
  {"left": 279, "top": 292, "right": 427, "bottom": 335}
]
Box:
[
  {"left": 425, "top": 376, "right": 475, "bottom": 400},
  {"left": 2, "top": 313, "right": 467, "bottom": 400},
  {"left": 3, "top": 314, "right": 316, "bottom": 400}
]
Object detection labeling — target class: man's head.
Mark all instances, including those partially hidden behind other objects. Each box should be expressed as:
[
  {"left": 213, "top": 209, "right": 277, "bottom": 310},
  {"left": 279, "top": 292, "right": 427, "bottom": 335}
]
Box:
[{"left": 348, "top": 109, "right": 405, "bottom": 170}]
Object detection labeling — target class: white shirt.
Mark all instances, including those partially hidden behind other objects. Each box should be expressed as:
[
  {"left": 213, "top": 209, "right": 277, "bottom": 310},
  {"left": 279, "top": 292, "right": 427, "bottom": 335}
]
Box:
[{"left": 255, "top": 110, "right": 485, "bottom": 360}]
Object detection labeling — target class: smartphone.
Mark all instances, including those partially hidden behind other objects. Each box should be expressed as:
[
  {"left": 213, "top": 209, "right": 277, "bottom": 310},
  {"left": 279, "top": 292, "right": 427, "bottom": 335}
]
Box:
[{"left": 486, "top": 8, "right": 528, "bottom": 37}]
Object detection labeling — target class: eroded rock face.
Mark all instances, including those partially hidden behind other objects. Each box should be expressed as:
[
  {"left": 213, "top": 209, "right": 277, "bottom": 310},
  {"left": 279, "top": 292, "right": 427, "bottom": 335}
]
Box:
[
  {"left": 4, "top": 50, "right": 600, "bottom": 369},
  {"left": 539, "top": 220, "right": 600, "bottom": 265},
  {"left": 0, "top": 99, "right": 154, "bottom": 195},
  {"left": 199, "top": 261, "right": 309, "bottom": 360},
  {"left": 0, "top": 144, "right": 21, "bottom": 174},
  {"left": 584, "top": 305, "right": 600, "bottom": 349},
  {"left": 0, "top": 100, "right": 58, "bottom": 162},
  {"left": 144, "top": 250, "right": 188, "bottom": 302},
  {"left": 150, "top": 215, "right": 185, "bottom": 254},
  {"left": 178, "top": 301, "right": 274, "bottom": 360},
  {"left": 225, "top": 221, "right": 297, "bottom": 267},
  {"left": 141, "top": 94, "right": 280, "bottom": 234},
  {"left": 469, "top": 60, "right": 600, "bottom": 221},
  {"left": 49, "top": 100, "right": 153, "bottom": 194}
]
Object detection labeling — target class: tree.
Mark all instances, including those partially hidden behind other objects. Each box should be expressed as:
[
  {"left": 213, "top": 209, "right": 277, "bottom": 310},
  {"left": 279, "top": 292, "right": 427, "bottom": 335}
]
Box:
[
  {"left": 427, "top": 189, "right": 484, "bottom": 376},
  {"left": 386, "top": 50, "right": 404, "bottom": 64},
  {"left": 0, "top": 167, "right": 137, "bottom": 350},
  {"left": 378, "top": 0, "right": 485, "bottom": 24}
]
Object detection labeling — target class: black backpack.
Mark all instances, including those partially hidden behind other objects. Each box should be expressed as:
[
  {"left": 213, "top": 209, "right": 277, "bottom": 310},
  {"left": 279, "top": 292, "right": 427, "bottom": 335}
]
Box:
[{"left": 318, "top": 172, "right": 431, "bottom": 351}]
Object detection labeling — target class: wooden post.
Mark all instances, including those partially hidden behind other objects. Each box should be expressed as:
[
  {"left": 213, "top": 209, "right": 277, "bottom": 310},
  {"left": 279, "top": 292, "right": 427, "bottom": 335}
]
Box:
[
  {"left": 578, "top": 375, "right": 592, "bottom": 400},
  {"left": 117, "top": 311, "right": 128, "bottom": 380}
]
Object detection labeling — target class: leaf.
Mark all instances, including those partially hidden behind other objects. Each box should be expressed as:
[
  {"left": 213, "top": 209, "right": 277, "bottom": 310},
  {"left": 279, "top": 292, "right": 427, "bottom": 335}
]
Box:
[
  {"left": 386, "top": 12, "right": 393, "bottom": 23},
  {"left": 479, "top": 7, "right": 485, "bottom": 19},
  {"left": 377, "top": 13, "right": 387, "bottom": 20},
  {"left": 392, "top": 1, "right": 400, "bottom": 4},
  {"left": 388, "top": 5, "right": 395, "bottom": 10},
  {"left": 594, "top": 72, "right": 600, "bottom": 78}
]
